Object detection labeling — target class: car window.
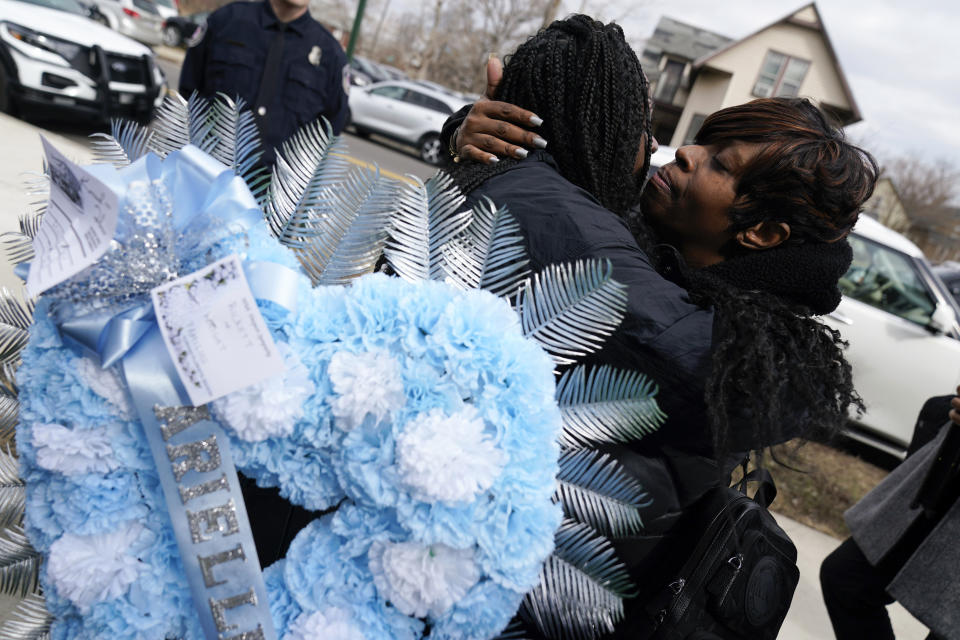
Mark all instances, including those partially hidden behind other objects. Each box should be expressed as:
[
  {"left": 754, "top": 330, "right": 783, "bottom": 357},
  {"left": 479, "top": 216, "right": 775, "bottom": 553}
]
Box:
[
  {"left": 132, "top": 0, "right": 160, "bottom": 14},
  {"left": 839, "top": 234, "right": 936, "bottom": 325},
  {"left": 402, "top": 90, "right": 452, "bottom": 114},
  {"left": 369, "top": 85, "right": 407, "bottom": 100}
]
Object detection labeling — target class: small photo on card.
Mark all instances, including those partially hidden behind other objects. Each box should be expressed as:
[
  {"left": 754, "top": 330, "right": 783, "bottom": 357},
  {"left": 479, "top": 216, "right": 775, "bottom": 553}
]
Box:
[{"left": 151, "top": 254, "right": 285, "bottom": 406}]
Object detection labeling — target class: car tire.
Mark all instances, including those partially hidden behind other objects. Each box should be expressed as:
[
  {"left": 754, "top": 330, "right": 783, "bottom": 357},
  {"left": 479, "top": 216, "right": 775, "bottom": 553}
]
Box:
[
  {"left": 353, "top": 125, "right": 370, "bottom": 139},
  {"left": 418, "top": 133, "right": 442, "bottom": 165},
  {"left": 162, "top": 25, "right": 181, "bottom": 47}
]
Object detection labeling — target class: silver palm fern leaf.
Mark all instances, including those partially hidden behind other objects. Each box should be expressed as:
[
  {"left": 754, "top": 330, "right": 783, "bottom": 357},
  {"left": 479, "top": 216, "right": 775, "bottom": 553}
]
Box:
[
  {"left": 556, "top": 448, "right": 652, "bottom": 538},
  {"left": 0, "top": 447, "right": 24, "bottom": 528},
  {"left": 0, "top": 591, "right": 51, "bottom": 640},
  {"left": 0, "top": 388, "right": 20, "bottom": 446},
  {"left": 149, "top": 92, "right": 217, "bottom": 158},
  {"left": 384, "top": 172, "right": 472, "bottom": 283},
  {"left": 0, "top": 214, "right": 39, "bottom": 275},
  {"left": 0, "top": 525, "right": 41, "bottom": 599},
  {"left": 517, "top": 260, "right": 628, "bottom": 366},
  {"left": 555, "top": 365, "right": 665, "bottom": 448},
  {"left": 89, "top": 119, "right": 153, "bottom": 167},
  {"left": 295, "top": 168, "right": 398, "bottom": 286},
  {"left": 207, "top": 94, "right": 267, "bottom": 193},
  {"left": 440, "top": 196, "right": 530, "bottom": 297},
  {"left": 0, "top": 288, "right": 34, "bottom": 368},
  {"left": 520, "top": 519, "right": 637, "bottom": 640},
  {"left": 263, "top": 118, "right": 352, "bottom": 243}
]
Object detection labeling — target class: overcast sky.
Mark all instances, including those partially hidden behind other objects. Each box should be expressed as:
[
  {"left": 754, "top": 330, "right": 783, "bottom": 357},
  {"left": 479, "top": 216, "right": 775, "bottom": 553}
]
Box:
[{"left": 560, "top": 0, "right": 959, "bottom": 165}]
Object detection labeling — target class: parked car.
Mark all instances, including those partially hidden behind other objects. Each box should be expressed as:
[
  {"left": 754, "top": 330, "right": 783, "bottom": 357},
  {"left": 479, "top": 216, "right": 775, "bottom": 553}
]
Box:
[
  {"left": 0, "top": 0, "right": 166, "bottom": 122},
  {"left": 150, "top": 0, "right": 175, "bottom": 21},
  {"left": 647, "top": 151, "right": 960, "bottom": 457},
  {"left": 161, "top": 9, "right": 205, "bottom": 47},
  {"left": 347, "top": 80, "right": 469, "bottom": 165},
  {"left": 933, "top": 261, "right": 960, "bottom": 308},
  {"left": 348, "top": 55, "right": 388, "bottom": 88},
  {"left": 87, "top": 0, "right": 163, "bottom": 46},
  {"left": 824, "top": 216, "right": 960, "bottom": 456}
]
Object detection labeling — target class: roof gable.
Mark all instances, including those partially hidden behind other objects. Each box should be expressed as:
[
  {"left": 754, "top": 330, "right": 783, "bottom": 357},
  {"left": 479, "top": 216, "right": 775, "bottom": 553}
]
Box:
[{"left": 694, "top": 3, "right": 860, "bottom": 122}]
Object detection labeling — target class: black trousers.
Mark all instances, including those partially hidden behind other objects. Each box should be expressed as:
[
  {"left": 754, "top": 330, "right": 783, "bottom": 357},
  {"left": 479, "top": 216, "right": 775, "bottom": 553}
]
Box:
[{"left": 820, "top": 536, "right": 942, "bottom": 640}]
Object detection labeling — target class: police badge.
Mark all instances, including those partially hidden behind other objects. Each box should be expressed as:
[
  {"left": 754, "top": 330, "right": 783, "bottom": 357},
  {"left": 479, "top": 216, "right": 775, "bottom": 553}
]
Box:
[{"left": 308, "top": 45, "right": 322, "bottom": 66}]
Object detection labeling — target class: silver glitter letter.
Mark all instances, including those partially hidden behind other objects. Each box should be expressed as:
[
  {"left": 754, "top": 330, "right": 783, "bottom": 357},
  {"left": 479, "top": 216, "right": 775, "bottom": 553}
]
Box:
[
  {"left": 186, "top": 499, "right": 239, "bottom": 544},
  {"left": 167, "top": 434, "right": 221, "bottom": 482},
  {"left": 154, "top": 405, "right": 211, "bottom": 441},
  {"left": 179, "top": 473, "right": 230, "bottom": 505},
  {"left": 209, "top": 588, "right": 258, "bottom": 633},
  {"left": 222, "top": 626, "right": 265, "bottom": 640},
  {"left": 198, "top": 544, "right": 246, "bottom": 588}
]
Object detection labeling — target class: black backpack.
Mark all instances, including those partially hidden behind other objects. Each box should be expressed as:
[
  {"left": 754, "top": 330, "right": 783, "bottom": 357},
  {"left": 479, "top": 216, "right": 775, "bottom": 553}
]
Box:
[{"left": 647, "top": 467, "right": 799, "bottom": 640}]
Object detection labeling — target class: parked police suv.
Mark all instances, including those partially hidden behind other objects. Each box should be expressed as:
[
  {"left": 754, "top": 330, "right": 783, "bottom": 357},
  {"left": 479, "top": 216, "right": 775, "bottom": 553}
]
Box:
[{"left": 0, "top": 0, "right": 166, "bottom": 123}]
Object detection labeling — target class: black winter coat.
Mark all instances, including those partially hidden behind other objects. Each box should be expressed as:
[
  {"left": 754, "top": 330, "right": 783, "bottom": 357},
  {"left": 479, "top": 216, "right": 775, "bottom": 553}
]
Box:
[{"left": 464, "top": 151, "right": 746, "bottom": 635}]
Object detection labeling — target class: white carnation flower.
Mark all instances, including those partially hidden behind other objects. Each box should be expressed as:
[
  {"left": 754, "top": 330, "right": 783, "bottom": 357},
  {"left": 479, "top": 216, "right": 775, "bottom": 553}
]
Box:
[
  {"left": 47, "top": 522, "right": 144, "bottom": 610},
  {"left": 285, "top": 607, "right": 365, "bottom": 640},
  {"left": 328, "top": 349, "right": 405, "bottom": 431},
  {"left": 32, "top": 423, "right": 120, "bottom": 475},
  {"left": 368, "top": 540, "right": 480, "bottom": 618},
  {"left": 396, "top": 406, "right": 506, "bottom": 503},
  {"left": 77, "top": 357, "right": 134, "bottom": 419},
  {"left": 212, "top": 343, "right": 315, "bottom": 441}
]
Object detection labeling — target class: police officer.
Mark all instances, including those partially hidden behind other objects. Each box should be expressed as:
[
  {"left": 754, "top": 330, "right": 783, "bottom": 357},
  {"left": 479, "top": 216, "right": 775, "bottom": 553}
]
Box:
[{"left": 180, "top": 0, "right": 350, "bottom": 166}]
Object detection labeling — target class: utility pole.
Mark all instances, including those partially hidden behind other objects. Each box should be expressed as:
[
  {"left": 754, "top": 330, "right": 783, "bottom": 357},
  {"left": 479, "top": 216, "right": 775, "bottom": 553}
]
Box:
[{"left": 345, "top": 0, "right": 368, "bottom": 60}]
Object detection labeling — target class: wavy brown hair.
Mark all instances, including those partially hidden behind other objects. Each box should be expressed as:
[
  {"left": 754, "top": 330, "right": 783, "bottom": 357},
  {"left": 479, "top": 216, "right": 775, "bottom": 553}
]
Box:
[{"left": 696, "top": 97, "right": 879, "bottom": 246}]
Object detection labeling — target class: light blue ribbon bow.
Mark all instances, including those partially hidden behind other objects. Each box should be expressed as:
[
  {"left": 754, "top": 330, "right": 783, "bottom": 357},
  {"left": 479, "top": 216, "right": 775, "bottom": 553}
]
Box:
[{"left": 51, "top": 146, "right": 301, "bottom": 640}]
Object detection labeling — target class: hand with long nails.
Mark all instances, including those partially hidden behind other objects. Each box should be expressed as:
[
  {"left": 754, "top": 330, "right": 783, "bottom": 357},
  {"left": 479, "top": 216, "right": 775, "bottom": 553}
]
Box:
[{"left": 454, "top": 56, "right": 548, "bottom": 165}]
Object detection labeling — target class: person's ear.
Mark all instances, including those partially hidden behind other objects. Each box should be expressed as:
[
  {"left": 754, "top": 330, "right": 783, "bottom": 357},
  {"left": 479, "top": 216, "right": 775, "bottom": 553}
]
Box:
[{"left": 735, "top": 221, "right": 791, "bottom": 250}]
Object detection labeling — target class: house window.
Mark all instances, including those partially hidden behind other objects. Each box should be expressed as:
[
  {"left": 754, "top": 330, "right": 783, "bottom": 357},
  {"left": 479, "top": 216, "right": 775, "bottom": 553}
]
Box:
[
  {"left": 655, "top": 59, "right": 685, "bottom": 103},
  {"left": 683, "top": 113, "right": 707, "bottom": 145},
  {"left": 752, "top": 51, "right": 810, "bottom": 98}
]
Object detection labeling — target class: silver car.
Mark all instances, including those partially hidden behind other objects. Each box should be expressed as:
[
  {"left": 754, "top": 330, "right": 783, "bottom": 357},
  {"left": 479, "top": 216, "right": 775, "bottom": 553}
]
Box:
[
  {"left": 347, "top": 80, "right": 468, "bottom": 165},
  {"left": 89, "top": 0, "right": 162, "bottom": 45}
]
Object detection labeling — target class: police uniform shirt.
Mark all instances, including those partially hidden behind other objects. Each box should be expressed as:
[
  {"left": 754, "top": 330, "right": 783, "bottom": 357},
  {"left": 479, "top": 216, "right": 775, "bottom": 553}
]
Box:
[{"left": 179, "top": 0, "right": 349, "bottom": 165}]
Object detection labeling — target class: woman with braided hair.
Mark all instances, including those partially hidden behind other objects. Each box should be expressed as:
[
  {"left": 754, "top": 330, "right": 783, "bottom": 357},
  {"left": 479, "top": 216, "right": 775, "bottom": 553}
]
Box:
[{"left": 445, "top": 13, "right": 878, "bottom": 638}]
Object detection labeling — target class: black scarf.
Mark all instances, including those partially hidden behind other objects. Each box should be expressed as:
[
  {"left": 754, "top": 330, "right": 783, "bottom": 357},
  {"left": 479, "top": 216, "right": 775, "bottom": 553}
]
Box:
[{"left": 701, "top": 239, "right": 853, "bottom": 316}]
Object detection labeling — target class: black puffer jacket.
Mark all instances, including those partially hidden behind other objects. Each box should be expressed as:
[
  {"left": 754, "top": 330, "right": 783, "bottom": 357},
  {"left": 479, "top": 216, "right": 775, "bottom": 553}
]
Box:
[{"left": 464, "top": 151, "right": 747, "bottom": 636}]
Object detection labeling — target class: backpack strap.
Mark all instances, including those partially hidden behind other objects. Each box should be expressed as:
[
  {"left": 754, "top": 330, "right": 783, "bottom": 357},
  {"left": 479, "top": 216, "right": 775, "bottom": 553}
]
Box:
[{"left": 734, "top": 455, "right": 778, "bottom": 508}]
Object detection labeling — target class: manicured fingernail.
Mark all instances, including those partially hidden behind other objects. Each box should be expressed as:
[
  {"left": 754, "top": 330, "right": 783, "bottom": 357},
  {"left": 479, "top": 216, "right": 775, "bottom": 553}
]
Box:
[
  {"left": 530, "top": 115, "right": 543, "bottom": 127},
  {"left": 533, "top": 136, "right": 547, "bottom": 149},
  {"left": 488, "top": 155, "right": 499, "bottom": 164},
  {"left": 514, "top": 148, "right": 528, "bottom": 159}
]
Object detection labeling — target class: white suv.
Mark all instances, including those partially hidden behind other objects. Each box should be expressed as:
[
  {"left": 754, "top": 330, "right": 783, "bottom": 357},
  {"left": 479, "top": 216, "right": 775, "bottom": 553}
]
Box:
[
  {"left": 347, "top": 80, "right": 469, "bottom": 165},
  {"left": 824, "top": 215, "right": 960, "bottom": 456},
  {"left": 0, "top": 0, "right": 165, "bottom": 122}
]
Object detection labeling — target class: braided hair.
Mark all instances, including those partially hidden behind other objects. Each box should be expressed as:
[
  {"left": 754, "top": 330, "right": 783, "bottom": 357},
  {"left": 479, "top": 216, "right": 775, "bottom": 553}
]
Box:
[{"left": 450, "top": 14, "right": 653, "bottom": 218}]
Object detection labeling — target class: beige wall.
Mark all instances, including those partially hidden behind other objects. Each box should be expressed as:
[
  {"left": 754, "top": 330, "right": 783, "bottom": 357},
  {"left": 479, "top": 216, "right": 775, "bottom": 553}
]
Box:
[
  {"left": 864, "top": 178, "right": 910, "bottom": 233},
  {"left": 673, "top": 20, "right": 852, "bottom": 146},
  {"left": 669, "top": 69, "right": 731, "bottom": 147}
]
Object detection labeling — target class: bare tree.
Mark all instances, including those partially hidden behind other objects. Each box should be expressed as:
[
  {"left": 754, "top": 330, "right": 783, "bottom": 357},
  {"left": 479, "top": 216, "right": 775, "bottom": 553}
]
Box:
[{"left": 881, "top": 154, "right": 960, "bottom": 262}]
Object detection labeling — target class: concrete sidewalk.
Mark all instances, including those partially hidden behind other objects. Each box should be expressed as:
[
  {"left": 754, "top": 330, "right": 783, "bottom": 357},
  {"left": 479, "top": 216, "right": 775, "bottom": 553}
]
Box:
[{"left": 0, "top": 109, "right": 933, "bottom": 639}]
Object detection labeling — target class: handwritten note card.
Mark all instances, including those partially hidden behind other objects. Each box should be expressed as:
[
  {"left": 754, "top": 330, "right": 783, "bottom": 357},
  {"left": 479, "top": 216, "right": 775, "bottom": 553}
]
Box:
[
  {"left": 26, "top": 137, "right": 119, "bottom": 297},
  {"left": 151, "top": 255, "right": 286, "bottom": 406}
]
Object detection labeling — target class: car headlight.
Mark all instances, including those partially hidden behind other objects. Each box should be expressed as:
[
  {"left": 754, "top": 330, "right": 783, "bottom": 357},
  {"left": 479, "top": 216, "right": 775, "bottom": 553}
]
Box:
[{"left": 5, "top": 23, "right": 82, "bottom": 62}]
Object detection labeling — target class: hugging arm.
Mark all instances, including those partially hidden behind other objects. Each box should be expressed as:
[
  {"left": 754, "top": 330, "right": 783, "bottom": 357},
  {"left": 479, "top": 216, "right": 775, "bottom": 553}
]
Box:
[{"left": 439, "top": 57, "right": 546, "bottom": 164}]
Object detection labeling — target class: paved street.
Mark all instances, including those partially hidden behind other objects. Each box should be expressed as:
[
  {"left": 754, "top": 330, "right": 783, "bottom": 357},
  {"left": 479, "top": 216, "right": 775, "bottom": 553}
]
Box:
[{"left": 0, "top": 93, "right": 930, "bottom": 640}]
